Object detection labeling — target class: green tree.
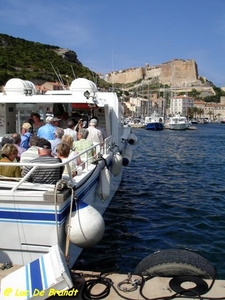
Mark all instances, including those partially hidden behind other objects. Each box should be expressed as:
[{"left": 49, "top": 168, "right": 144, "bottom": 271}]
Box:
[{"left": 207, "top": 111, "right": 214, "bottom": 120}]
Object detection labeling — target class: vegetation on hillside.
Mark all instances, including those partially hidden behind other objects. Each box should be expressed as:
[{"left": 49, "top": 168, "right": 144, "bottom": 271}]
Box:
[
  {"left": 0, "top": 33, "right": 109, "bottom": 88},
  {"left": 0, "top": 33, "right": 224, "bottom": 104},
  {"left": 203, "top": 87, "right": 225, "bottom": 102}
]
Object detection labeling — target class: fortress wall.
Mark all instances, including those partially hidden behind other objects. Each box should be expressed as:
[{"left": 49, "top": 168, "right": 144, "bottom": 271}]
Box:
[
  {"left": 105, "top": 67, "right": 143, "bottom": 84},
  {"left": 105, "top": 60, "right": 198, "bottom": 86},
  {"left": 160, "top": 60, "right": 198, "bottom": 86},
  {"left": 145, "top": 66, "right": 161, "bottom": 79}
]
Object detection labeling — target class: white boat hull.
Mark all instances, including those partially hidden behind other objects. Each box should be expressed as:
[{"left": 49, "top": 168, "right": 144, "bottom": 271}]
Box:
[
  {"left": 169, "top": 123, "right": 187, "bottom": 130},
  {"left": 0, "top": 155, "right": 122, "bottom": 268},
  {"left": 0, "top": 77, "right": 138, "bottom": 269},
  {"left": 168, "top": 115, "right": 189, "bottom": 130}
]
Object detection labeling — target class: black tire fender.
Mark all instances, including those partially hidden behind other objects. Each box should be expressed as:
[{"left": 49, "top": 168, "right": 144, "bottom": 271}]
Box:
[{"left": 134, "top": 249, "right": 217, "bottom": 279}]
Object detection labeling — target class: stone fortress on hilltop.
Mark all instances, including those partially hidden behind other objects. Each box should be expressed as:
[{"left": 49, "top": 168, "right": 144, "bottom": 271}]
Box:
[
  {"left": 105, "top": 59, "right": 225, "bottom": 120},
  {"left": 105, "top": 59, "right": 205, "bottom": 88}
]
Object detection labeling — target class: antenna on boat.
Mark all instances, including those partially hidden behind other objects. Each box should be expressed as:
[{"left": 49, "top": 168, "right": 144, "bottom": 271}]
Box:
[
  {"left": 56, "top": 67, "right": 66, "bottom": 89},
  {"left": 50, "top": 62, "right": 66, "bottom": 90},
  {"left": 71, "top": 65, "right": 76, "bottom": 79},
  {"left": 111, "top": 46, "right": 114, "bottom": 92},
  {"left": 92, "top": 71, "right": 97, "bottom": 86}
]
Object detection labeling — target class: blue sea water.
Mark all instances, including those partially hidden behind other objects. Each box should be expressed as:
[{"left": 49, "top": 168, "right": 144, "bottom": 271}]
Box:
[{"left": 77, "top": 123, "right": 225, "bottom": 279}]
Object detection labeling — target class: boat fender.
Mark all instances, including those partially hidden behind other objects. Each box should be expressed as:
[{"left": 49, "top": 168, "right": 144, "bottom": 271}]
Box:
[
  {"left": 66, "top": 200, "right": 105, "bottom": 248},
  {"left": 134, "top": 249, "right": 217, "bottom": 279},
  {"left": 98, "top": 166, "right": 111, "bottom": 201},
  {"left": 111, "top": 152, "right": 123, "bottom": 176},
  {"left": 122, "top": 147, "right": 132, "bottom": 166},
  {"left": 127, "top": 132, "right": 138, "bottom": 145}
]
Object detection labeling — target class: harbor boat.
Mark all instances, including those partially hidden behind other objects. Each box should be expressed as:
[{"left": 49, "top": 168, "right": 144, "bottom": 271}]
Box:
[
  {"left": 190, "top": 118, "right": 199, "bottom": 124},
  {"left": 191, "top": 118, "right": 208, "bottom": 124},
  {"left": 168, "top": 114, "right": 189, "bottom": 130},
  {"left": 127, "top": 117, "right": 145, "bottom": 128},
  {"left": 0, "top": 77, "right": 137, "bottom": 271},
  {"left": 1, "top": 248, "right": 224, "bottom": 299},
  {"left": 144, "top": 111, "right": 164, "bottom": 130}
]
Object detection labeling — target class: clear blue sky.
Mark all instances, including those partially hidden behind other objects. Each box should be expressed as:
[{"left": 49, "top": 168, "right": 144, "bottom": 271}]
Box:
[{"left": 0, "top": 0, "right": 225, "bottom": 86}]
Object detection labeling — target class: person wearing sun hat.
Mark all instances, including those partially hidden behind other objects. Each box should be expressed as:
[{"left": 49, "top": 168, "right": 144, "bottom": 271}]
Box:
[{"left": 20, "top": 122, "right": 32, "bottom": 150}]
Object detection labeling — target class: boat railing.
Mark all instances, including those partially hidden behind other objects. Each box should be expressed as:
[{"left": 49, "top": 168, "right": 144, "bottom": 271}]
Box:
[{"left": 0, "top": 135, "right": 115, "bottom": 192}]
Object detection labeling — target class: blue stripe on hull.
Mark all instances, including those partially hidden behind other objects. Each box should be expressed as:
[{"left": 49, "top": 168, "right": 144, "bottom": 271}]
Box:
[
  {"left": 0, "top": 173, "right": 99, "bottom": 224},
  {"left": 145, "top": 123, "right": 164, "bottom": 130}
]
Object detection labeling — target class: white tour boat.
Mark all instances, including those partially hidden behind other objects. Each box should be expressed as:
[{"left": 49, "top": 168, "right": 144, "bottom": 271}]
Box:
[{"left": 0, "top": 77, "right": 137, "bottom": 271}]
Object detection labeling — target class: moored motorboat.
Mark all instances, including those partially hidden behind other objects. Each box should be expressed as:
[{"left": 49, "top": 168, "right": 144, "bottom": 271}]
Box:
[
  {"left": 168, "top": 114, "right": 189, "bottom": 130},
  {"left": 127, "top": 118, "right": 145, "bottom": 128},
  {"left": 0, "top": 77, "right": 137, "bottom": 271},
  {"left": 190, "top": 118, "right": 199, "bottom": 124},
  {"left": 145, "top": 111, "right": 164, "bottom": 130}
]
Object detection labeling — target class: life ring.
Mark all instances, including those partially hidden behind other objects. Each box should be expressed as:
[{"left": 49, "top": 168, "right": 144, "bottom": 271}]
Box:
[{"left": 134, "top": 249, "right": 217, "bottom": 279}]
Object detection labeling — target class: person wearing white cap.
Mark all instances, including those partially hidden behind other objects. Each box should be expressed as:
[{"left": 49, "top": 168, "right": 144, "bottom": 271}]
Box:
[
  {"left": 37, "top": 116, "right": 57, "bottom": 140},
  {"left": 86, "top": 118, "right": 103, "bottom": 145},
  {"left": 89, "top": 117, "right": 107, "bottom": 140}
]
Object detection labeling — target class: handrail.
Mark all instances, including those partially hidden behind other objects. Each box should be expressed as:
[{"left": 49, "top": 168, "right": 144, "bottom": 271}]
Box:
[{"left": 0, "top": 135, "right": 115, "bottom": 192}]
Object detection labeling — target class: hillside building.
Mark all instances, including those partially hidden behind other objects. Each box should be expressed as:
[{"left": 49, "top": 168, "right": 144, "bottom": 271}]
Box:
[
  {"left": 35, "top": 82, "right": 64, "bottom": 94},
  {"left": 169, "top": 95, "right": 194, "bottom": 116}
]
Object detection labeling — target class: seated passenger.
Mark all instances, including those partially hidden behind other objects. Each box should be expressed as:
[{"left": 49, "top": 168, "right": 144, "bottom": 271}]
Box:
[
  {"left": 11, "top": 133, "right": 26, "bottom": 161},
  {"left": 22, "top": 138, "right": 63, "bottom": 184},
  {"left": 56, "top": 142, "right": 77, "bottom": 178},
  {"left": 0, "top": 135, "right": 13, "bottom": 159},
  {"left": 61, "top": 134, "right": 82, "bottom": 166},
  {"left": 20, "top": 136, "right": 40, "bottom": 164},
  {"left": 1, "top": 135, "right": 13, "bottom": 147},
  {"left": 50, "top": 127, "right": 64, "bottom": 156},
  {"left": 0, "top": 144, "right": 21, "bottom": 177}
]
